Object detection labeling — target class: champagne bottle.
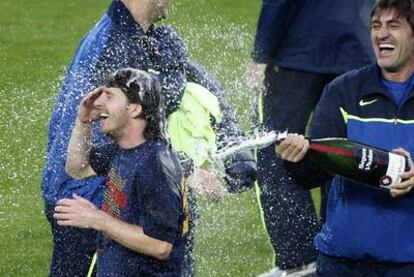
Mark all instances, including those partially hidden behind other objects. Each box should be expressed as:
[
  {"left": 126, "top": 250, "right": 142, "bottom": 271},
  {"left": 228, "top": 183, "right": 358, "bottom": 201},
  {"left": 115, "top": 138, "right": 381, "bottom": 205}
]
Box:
[
  {"left": 307, "top": 137, "right": 411, "bottom": 189},
  {"left": 210, "top": 131, "right": 411, "bottom": 189}
]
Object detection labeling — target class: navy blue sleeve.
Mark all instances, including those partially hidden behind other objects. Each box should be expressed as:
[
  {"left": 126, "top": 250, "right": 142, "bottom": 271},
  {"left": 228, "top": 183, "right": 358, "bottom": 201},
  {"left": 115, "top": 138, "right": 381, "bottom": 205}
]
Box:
[
  {"left": 153, "top": 26, "right": 187, "bottom": 116},
  {"left": 138, "top": 145, "right": 184, "bottom": 243},
  {"left": 224, "top": 151, "right": 258, "bottom": 192},
  {"left": 89, "top": 143, "right": 119, "bottom": 176},
  {"left": 253, "top": 0, "right": 304, "bottom": 63}
]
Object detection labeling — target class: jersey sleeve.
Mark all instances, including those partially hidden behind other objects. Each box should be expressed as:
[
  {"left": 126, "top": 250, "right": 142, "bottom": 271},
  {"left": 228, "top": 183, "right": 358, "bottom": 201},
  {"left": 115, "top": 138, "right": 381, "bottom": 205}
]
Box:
[
  {"left": 137, "top": 145, "right": 184, "bottom": 243},
  {"left": 89, "top": 142, "right": 119, "bottom": 176},
  {"left": 253, "top": 0, "right": 304, "bottom": 63}
]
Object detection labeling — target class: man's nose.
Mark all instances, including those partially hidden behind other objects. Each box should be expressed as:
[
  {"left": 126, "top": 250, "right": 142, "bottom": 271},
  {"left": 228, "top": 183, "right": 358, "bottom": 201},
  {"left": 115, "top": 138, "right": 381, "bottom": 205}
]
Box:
[{"left": 377, "top": 26, "right": 390, "bottom": 40}]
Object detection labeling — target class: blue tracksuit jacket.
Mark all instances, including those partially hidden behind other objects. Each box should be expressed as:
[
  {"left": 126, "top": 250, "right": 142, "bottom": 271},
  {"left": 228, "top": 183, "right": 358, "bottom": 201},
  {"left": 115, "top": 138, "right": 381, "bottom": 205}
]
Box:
[{"left": 303, "top": 65, "right": 414, "bottom": 262}]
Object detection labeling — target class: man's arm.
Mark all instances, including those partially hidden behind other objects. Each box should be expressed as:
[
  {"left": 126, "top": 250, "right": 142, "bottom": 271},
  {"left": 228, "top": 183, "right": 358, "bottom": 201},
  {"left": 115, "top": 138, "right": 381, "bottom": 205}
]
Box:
[
  {"left": 65, "top": 119, "right": 96, "bottom": 179},
  {"left": 246, "top": 0, "right": 304, "bottom": 89},
  {"left": 54, "top": 195, "right": 173, "bottom": 260},
  {"left": 65, "top": 87, "right": 103, "bottom": 179}
]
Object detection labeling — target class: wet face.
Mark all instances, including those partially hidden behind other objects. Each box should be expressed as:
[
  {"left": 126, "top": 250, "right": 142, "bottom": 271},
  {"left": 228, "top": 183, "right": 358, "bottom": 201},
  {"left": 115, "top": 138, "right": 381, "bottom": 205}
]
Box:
[
  {"left": 94, "top": 87, "right": 132, "bottom": 138},
  {"left": 371, "top": 8, "right": 414, "bottom": 74}
]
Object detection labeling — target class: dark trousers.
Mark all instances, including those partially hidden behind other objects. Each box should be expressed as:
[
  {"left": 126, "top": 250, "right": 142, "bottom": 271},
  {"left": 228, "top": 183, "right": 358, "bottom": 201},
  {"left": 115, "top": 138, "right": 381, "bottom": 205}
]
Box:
[
  {"left": 317, "top": 253, "right": 414, "bottom": 277},
  {"left": 257, "top": 66, "right": 336, "bottom": 269},
  {"left": 182, "top": 190, "right": 198, "bottom": 277},
  {"left": 45, "top": 204, "right": 97, "bottom": 277}
]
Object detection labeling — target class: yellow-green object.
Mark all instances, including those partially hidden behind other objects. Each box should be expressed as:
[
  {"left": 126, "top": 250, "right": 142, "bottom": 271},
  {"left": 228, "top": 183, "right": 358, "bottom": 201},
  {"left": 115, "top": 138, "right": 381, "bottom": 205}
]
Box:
[
  {"left": 87, "top": 252, "right": 97, "bottom": 277},
  {"left": 168, "top": 82, "right": 222, "bottom": 167}
]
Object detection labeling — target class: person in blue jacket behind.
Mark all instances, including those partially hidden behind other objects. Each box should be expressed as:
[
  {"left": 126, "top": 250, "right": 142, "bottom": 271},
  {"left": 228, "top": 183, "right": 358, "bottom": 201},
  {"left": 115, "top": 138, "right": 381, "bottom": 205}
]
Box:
[
  {"left": 42, "top": 0, "right": 256, "bottom": 276},
  {"left": 246, "top": 0, "right": 375, "bottom": 276},
  {"left": 277, "top": 0, "right": 414, "bottom": 275}
]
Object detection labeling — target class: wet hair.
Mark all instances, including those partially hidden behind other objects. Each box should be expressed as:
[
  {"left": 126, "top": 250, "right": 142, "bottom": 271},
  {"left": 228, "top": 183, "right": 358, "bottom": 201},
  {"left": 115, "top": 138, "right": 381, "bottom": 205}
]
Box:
[
  {"left": 371, "top": 0, "right": 414, "bottom": 30},
  {"left": 103, "top": 67, "right": 166, "bottom": 140}
]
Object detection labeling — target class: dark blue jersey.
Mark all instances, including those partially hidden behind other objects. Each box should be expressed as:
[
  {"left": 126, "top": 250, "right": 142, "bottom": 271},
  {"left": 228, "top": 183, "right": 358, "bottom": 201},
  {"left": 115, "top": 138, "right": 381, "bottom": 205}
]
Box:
[{"left": 90, "top": 140, "right": 187, "bottom": 276}]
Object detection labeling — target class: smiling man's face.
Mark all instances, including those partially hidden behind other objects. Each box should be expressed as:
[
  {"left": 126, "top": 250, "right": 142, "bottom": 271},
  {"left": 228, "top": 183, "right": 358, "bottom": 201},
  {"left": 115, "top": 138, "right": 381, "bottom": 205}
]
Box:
[
  {"left": 371, "top": 8, "right": 414, "bottom": 74},
  {"left": 94, "top": 87, "right": 131, "bottom": 138}
]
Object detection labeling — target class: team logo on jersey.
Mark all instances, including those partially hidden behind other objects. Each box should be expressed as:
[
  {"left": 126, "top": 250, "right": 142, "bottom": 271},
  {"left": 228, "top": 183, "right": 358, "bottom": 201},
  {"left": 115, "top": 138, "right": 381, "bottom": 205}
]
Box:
[{"left": 102, "top": 169, "right": 128, "bottom": 218}]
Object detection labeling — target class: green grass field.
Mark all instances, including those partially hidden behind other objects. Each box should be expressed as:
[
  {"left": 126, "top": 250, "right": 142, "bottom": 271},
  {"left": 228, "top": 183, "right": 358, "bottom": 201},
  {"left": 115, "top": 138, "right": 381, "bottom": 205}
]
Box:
[{"left": 0, "top": 0, "right": 319, "bottom": 276}]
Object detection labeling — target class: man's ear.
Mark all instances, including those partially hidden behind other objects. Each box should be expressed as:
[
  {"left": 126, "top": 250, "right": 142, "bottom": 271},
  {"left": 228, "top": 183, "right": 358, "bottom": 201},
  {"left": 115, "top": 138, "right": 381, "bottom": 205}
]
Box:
[{"left": 127, "top": 103, "right": 143, "bottom": 118}]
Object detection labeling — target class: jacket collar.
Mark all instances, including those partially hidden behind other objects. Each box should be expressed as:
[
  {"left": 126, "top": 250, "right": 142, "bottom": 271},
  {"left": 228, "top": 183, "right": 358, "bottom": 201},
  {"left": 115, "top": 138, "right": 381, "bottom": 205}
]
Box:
[
  {"left": 359, "top": 64, "right": 414, "bottom": 101},
  {"left": 107, "top": 0, "right": 154, "bottom": 35}
]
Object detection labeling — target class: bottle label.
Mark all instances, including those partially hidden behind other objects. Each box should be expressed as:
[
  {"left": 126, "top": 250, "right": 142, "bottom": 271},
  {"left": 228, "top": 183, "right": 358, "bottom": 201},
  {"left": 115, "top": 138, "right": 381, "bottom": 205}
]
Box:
[
  {"left": 356, "top": 148, "right": 378, "bottom": 171},
  {"left": 379, "top": 153, "right": 407, "bottom": 189}
]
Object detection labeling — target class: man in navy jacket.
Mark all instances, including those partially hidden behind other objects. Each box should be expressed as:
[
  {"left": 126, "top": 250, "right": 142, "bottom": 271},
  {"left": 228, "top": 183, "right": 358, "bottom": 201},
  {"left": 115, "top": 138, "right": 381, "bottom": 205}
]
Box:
[
  {"left": 277, "top": 0, "right": 414, "bottom": 275},
  {"left": 246, "top": 0, "right": 375, "bottom": 276}
]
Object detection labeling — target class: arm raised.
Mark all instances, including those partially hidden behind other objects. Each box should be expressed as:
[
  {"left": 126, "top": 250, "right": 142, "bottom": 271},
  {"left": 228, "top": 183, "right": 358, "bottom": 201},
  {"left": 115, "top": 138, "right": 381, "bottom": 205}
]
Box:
[{"left": 65, "top": 88, "right": 103, "bottom": 179}]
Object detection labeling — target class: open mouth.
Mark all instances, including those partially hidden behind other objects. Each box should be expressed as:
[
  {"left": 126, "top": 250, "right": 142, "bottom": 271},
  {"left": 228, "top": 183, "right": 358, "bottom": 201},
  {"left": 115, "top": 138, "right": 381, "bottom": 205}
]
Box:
[
  {"left": 379, "top": 43, "right": 395, "bottom": 54},
  {"left": 100, "top": 113, "right": 109, "bottom": 120}
]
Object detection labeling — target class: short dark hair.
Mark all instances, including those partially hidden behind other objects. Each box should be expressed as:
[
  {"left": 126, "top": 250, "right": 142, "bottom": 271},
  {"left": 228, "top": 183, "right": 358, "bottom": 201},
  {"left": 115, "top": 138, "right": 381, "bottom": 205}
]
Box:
[
  {"left": 103, "top": 68, "right": 166, "bottom": 140},
  {"left": 371, "top": 0, "right": 414, "bottom": 30}
]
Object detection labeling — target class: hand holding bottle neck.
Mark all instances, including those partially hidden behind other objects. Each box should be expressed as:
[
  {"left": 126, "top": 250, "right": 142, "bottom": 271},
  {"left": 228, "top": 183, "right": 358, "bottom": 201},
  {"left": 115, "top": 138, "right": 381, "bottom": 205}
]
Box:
[{"left": 275, "top": 133, "right": 309, "bottom": 163}]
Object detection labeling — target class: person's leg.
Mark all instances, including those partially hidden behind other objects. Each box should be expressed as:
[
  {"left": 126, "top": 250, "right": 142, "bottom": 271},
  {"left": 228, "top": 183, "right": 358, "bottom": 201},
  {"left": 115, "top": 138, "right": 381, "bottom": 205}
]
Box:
[
  {"left": 45, "top": 204, "right": 97, "bottom": 277},
  {"left": 258, "top": 146, "right": 319, "bottom": 269},
  {"left": 257, "top": 66, "right": 328, "bottom": 270},
  {"left": 182, "top": 191, "right": 198, "bottom": 277}
]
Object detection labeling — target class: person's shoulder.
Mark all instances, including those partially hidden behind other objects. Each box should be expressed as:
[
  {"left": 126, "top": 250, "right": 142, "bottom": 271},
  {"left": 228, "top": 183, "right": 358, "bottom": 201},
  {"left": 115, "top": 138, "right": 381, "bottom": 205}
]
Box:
[
  {"left": 152, "top": 140, "right": 179, "bottom": 162},
  {"left": 154, "top": 140, "right": 182, "bottom": 170},
  {"left": 144, "top": 140, "right": 176, "bottom": 162},
  {"left": 329, "top": 64, "right": 377, "bottom": 89},
  {"left": 319, "top": 65, "right": 377, "bottom": 105},
  {"left": 132, "top": 140, "right": 169, "bottom": 175},
  {"left": 153, "top": 25, "right": 187, "bottom": 65},
  {"left": 154, "top": 25, "right": 186, "bottom": 47},
  {"left": 149, "top": 139, "right": 168, "bottom": 150},
  {"left": 154, "top": 25, "right": 179, "bottom": 35},
  {"left": 142, "top": 140, "right": 182, "bottom": 187}
]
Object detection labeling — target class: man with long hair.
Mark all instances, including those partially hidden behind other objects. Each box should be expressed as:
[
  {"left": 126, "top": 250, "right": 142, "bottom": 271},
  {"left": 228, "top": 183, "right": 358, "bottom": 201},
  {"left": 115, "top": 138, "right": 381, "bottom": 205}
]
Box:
[{"left": 55, "top": 68, "right": 188, "bottom": 276}]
